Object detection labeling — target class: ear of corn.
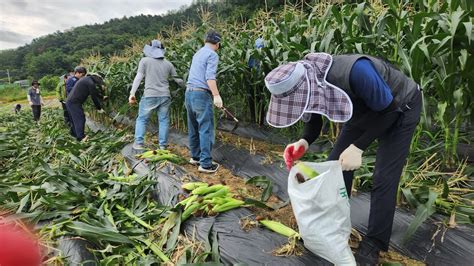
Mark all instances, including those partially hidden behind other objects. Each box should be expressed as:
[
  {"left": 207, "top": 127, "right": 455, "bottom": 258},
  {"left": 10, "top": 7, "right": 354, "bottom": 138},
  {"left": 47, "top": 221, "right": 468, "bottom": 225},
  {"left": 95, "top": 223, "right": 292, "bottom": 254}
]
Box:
[
  {"left": 136, "top": 149, "right": 185, "bottom": 164},
  {"left": 181, "top": 202, "right": 203, "bottom": 221},
  {"left": 203, "top": 187, "right": 229, "bottom": 199},
  {"left": 182, "top": 182, "right": 208, "bottom": 191},
  {"left": 203, "top": 197, "right": 228, "bottom": 206},
  {"left": 212, "top": 199, "right": 245, "bottom": 212},
  {"left": 259, "top": 219, "right": 300, "bottom": 239},
  {"left": 294, "top": 162, "right": 319, "bottom": 182},
  {"left": 191, "top": 184, "right": 225, "bottom": 195},
  {"left": 178, "top": 182, "right": 245, "bottom": 218},
  {"left": 179, "top": 194, "right": 199, "bottom": 210}
]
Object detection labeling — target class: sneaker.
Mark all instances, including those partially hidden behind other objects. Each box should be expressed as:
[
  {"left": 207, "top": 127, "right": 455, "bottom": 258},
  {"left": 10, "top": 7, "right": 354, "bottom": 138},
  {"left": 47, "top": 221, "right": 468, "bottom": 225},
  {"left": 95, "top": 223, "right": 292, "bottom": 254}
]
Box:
[
  {"left": 132, "top": 143, "right": 145, "bottom": 150},
  {"left": 354, "top": 238, "right": 381, "bottom": 265},
  {"left": 189, "top": 157, "right": 200, "bottom": 166},
  {"left": 81, "top": 135, "right": 89, "bottom": 142},
  {"left": 159, "top": 145, "right": 168, "bottom": 150},
  {"left": 198, "top": 163, "right": 220, "bottom": 173}
]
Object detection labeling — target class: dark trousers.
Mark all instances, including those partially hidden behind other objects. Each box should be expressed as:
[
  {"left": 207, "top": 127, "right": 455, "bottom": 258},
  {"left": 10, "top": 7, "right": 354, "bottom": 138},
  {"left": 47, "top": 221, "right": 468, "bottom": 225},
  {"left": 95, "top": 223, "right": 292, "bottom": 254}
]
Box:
[
  {"left": 31, "top": 105, "right": 41, "bottom": 121},
  {"left": 66, "top": 102, "right": 85, "bottom": 141},
  {"left": 60, "top": 101, "right": 71, "bottom": 126},
  {"left": 328, "top": 91, "right": 422, "bottom": 251}
]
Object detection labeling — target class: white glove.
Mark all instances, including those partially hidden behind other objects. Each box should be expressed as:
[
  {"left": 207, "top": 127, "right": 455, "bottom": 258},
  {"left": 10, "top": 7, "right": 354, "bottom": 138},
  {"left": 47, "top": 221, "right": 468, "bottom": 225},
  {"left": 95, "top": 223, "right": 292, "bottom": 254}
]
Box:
[
  {"left": 213, "top": 95, "right": 223, "bottom": 108},
  {"left": 29, "top": 101, "right": 33, "bottom": 106},
  {"left": 339, "top": 144, "right": 363, "bottom": 171},
  {"left": 129, "top": 95, "right": 137, "bottom": 104},
  {"left": 97, "top": 109, "right": 105, "bottom": 114}
]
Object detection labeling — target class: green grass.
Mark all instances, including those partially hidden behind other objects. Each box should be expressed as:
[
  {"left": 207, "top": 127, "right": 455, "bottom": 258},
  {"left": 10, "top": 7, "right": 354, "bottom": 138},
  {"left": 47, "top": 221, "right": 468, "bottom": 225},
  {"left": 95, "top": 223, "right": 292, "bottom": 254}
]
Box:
[{"left": 0, "top": 84, "right": 55, "bottom": 103}]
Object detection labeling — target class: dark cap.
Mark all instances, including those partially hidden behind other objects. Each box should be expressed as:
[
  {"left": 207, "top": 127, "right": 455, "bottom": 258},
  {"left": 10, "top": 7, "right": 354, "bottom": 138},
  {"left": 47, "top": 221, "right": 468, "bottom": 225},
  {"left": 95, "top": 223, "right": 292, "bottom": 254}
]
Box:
[
  {"left": 74, "top": 66, "right": 87, "bottom": 74},
  {"left": 32, "top": 80, "right": 40, "bottom": 85},
  {"left": 205, "top": 30, "right": 222, "bottom": 44}
]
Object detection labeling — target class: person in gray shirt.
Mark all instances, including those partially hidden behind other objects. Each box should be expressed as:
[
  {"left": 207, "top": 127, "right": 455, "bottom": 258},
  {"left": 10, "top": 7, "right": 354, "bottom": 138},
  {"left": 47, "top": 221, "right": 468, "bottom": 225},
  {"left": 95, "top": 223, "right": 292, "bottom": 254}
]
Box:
[
  {"left": 27, "top": 80, "right": 44, "bottom": 122},
  {"left": 129, "top": 39, "right": 184, "bottom": 150}
]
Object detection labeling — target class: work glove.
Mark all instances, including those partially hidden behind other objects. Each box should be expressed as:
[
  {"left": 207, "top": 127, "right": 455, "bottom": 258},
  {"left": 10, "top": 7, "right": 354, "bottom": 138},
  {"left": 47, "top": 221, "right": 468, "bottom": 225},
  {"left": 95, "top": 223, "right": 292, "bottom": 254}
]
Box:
[
  {"left": 129, "top": 95, "right": 137, "bottom": 105},
  {"left": 97, "top": 109, "right": 105, "bottom": 114},
  {"left": 28, "top": 101, "right": 33, "bottom": 106},
  {"left": 283, "top": 139, "right": 309, "bottom": 170},
  {"left": 339, "top": 144, "right": 363, "bottom": 171},
  {"left": 213, "top": 95, "right": 223, "bottom": 108}
]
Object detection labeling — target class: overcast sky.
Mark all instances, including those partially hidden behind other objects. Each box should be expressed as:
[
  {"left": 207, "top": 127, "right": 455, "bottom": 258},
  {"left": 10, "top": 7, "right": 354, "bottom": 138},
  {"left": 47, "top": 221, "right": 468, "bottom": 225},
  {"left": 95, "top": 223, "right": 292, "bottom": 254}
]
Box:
[{"left": 0, "top": 0, "right": 194, "bottom": 50}]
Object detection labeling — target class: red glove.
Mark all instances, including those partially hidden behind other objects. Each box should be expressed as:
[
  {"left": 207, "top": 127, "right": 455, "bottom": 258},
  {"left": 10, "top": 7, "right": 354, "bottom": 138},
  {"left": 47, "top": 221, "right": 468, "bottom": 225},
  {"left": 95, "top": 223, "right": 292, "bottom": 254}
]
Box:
[
  {"left": 283, "top": 139, "right": 309, "bottom": 170},
  {"left": 0, "top": 222, "right": 42, "bottom": 266}
]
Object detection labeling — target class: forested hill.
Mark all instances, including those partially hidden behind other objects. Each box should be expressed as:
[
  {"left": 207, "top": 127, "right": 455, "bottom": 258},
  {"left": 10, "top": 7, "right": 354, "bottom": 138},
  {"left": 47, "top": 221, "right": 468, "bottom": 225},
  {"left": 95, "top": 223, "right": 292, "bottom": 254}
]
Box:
[{"left": 0, "top": 0, "right": 289, "bottom": 81}]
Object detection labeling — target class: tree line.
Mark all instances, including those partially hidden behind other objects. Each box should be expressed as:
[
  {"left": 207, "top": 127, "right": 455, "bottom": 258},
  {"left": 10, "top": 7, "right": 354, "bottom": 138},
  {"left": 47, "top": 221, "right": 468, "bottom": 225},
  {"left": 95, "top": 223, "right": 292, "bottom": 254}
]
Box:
[{"left": 0, "top": 0, "right": 303, "bottom": 82}]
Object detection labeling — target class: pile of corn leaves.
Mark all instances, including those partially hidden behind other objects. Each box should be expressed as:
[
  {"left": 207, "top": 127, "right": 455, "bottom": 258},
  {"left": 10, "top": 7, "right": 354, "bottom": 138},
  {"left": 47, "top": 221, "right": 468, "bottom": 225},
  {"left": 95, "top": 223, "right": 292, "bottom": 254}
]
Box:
[{"left": 0, "top": 109, "right": 219, "bottom": 265}]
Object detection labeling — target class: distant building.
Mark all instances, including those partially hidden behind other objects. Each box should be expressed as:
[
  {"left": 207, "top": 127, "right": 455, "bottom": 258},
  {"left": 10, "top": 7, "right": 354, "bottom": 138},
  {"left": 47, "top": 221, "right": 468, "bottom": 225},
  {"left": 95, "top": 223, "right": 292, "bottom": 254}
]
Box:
[{"left": 14, "top": 80, "right": 30, "bottom": 88}]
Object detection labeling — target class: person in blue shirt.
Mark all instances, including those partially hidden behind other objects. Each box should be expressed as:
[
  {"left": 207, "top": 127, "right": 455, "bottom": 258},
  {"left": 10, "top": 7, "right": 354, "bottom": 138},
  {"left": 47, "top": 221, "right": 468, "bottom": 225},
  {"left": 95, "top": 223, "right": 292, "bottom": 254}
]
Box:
[
  {"left": 66, "top": 66, "right": 87, "bottom": 96},
  {"left": 185, "top": 30, "right": 223, "bottom": 173},
  {"left": 265, "top": 53, "right": 422, "bottom": 264}
]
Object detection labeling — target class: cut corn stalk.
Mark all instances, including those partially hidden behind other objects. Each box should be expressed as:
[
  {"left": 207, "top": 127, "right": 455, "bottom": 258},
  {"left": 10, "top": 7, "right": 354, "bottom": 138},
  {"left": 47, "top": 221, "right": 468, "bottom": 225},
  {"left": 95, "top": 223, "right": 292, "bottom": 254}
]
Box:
[
  {"left": 116, "top": 204, "right": 154, "bottom": 230},
  {"left": 138, "top": 238, "right": 170, "bottom": 262}
]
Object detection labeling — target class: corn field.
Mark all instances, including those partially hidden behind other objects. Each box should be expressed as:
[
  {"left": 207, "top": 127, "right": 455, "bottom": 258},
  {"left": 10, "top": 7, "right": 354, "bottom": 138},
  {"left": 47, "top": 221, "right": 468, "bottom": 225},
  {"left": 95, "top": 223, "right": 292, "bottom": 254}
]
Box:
[
  {"left": 81, "top": 0, "right": 474, "bottom": 237},
  {"left": 85, "top": 0, "right": 473, "bottom": 163},
  {"left": 2, "top": 0, "right": 471, "bottom": 264}
]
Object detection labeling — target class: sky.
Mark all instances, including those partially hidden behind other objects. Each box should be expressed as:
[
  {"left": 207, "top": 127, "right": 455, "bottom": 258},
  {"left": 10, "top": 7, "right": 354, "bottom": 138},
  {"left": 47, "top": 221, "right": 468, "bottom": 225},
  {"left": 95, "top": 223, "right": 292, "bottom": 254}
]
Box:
[{"left": 0, "top": 0, "right": 194, "bottom": 50}]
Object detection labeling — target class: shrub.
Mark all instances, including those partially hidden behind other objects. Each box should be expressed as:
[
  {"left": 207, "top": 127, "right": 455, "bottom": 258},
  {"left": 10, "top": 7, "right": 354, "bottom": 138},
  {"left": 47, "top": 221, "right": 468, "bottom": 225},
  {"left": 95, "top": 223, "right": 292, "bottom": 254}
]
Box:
[{"left": 39, "top": 75, "right": 59, "bottom": 91}]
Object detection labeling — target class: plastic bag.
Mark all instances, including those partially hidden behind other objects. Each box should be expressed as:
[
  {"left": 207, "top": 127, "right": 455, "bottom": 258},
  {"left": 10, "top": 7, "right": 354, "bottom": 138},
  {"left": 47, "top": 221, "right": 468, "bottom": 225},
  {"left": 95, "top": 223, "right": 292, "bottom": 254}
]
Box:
[{"left": 288, "top": 160, "right": 355, "bottom": 265}]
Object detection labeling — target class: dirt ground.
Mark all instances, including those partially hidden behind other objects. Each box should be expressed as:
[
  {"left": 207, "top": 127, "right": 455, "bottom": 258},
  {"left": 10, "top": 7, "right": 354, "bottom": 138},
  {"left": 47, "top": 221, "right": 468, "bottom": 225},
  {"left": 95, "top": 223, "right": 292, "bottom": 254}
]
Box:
[
  {"left": 0, "top": 96, "right": 60, "bottom": 114},
  {"left": 3, "top": 96, "right": 426, "bottom": 264},
  {"left": 159, "top": 129, "right": 424, "bottom": 265}
]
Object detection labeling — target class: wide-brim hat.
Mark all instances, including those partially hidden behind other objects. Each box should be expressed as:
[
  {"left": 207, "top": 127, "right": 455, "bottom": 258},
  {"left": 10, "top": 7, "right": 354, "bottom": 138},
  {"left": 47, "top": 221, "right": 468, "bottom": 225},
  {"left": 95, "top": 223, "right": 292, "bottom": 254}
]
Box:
[
  {"left": 143, "top": 40, "right": 165, "bottom": 59},
  {"left": 265, "top": 55, "right": 353, "bottom": 128}
]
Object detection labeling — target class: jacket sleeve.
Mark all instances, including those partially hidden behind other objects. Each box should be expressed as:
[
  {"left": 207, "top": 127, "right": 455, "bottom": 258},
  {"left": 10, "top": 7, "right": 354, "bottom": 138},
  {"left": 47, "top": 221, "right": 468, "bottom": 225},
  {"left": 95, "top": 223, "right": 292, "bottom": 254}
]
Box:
[
  {"left": 89, "top": 84, "right": 102, "bottom": 110},
  {"left": 169, "top": 62, "right": 185, "bottom": 88},
  {"left": 301, "top": 113, "right": 323, "bottom": 145}
]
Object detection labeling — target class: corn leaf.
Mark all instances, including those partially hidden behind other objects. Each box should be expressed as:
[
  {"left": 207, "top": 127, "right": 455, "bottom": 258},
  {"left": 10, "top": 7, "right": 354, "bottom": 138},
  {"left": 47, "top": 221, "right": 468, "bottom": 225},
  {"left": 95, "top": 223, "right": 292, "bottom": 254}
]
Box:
[
  {"left": 245, "top": 176, "right": 273, "bottom": 202},
  {"left": 68, "top": 221, "right": 132, "bottom": 244},
  {"left": 402, "top": 190, "right": 438, "bottom": 243}
]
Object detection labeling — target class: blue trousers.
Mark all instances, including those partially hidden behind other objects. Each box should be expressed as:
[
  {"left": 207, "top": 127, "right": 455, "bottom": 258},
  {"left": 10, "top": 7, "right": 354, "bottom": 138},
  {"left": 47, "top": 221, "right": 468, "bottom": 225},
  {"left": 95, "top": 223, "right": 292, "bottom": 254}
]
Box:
[
  {"left": 134, "top": 96, "right": 171, "bottom": 148},
  {"left": 185, "top": 90, "right": 215, "bottom": 168}
]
